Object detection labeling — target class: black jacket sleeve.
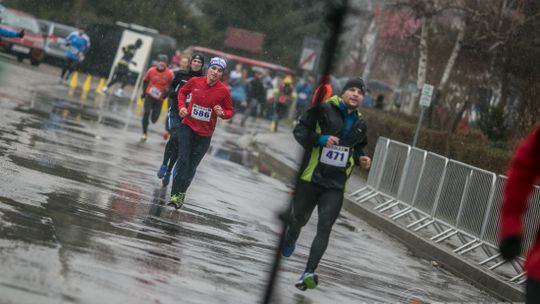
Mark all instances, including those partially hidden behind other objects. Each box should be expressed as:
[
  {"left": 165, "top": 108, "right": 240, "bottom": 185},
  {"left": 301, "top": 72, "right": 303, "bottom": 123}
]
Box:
[
  {"left": 142, "top": 80, "right": 149, "bottom": 94},
  {"left": 352, "top": 118, "right": 368, "bottom": 166},
  {"left": 168, "top": 71, "right": 181, "bottom": 99},
  {"left": 293, "top": 107, "right": 320, "bottom": 150}
]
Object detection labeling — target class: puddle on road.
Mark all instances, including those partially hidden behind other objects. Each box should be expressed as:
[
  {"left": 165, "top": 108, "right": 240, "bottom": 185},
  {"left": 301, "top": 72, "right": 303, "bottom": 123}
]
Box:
[
  {"left": 13, "top": 90, "right": 130, "bottom": 129},
  {"left": 208, "top": 140, "right": 279, "bottom": 181}
]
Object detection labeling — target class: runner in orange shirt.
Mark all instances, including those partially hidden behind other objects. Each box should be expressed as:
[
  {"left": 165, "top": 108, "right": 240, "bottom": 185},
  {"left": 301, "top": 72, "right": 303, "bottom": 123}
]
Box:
[{"left": 140, "top": 54, "right": 175, "bottom": 142}]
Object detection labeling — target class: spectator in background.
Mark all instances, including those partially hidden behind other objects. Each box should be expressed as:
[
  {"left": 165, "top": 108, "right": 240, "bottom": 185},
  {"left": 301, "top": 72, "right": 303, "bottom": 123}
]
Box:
[
  {"left": 375, "top": 94, "right": 385, "bottom": 110},
  {"left": 295, "top": 76, "right": 314, "bottom": 121},
  {"left": 499, "top": 124, "right": 540, "bottom": 304},
  {"left": 272, "top": 75, "right": 295, "bottom": 132},
  {"left": 230, "top": 63, "right": 243, "bottom": 80},
  {"left": 229, "top": 65, "right": 247, "bottom": 122},
  {"left": 179, "top": 57, "right": 189, "bottom": 71},
  {"left": 262, "top": 71, "right": 274, "bottom": 119},
  {"left": 60, "top": 27, "right": 90, "bottom": 84},
  {"left": 362, "top": 89, "right": 373, "bottom": 108},
  {"left": 241, "top": 68, "right": 266, "bottom": 127},
  {"left": 170, "top": 50, "right": 182, "bottom": 68}
]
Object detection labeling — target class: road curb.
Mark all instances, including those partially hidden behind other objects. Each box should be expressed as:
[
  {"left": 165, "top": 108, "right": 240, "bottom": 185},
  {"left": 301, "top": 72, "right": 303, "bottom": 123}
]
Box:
[{"left": 252, "top": 141, "right": 525, "bottom": 302}]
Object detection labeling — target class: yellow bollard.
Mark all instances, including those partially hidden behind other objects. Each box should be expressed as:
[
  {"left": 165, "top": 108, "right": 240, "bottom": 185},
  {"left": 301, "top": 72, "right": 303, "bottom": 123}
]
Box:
[
  {"left": 95, "top": 78, "right": 106, "bottom": 93},
  {"left": 81, "top": 74, "right": 92, "bottom": 101},
  {"left": 161, "top": 98, "right": 169, "bottom": 113},
  {"left": 158, "top": 98, "right": 168, "bottom": 123},
  {"left": 270, "top": 120, "right": 276, "bottom": 131},
  {"left": 68, "top": 71, "right": 78, "bottom": 96},
  {"left": 135, "top": 97, "right": 144, "bottom": 117}
]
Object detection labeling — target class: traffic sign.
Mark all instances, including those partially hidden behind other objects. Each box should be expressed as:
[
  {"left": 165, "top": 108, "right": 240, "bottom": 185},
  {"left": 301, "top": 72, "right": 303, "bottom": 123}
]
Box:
[
  {"left": 419, "top": 83, "right": 434, "bottom": 107},
  {"left": 299, "top": 48, "right": 317, "bottom": 71},
  {"left": 299, "top": 37, "right": 323, "bottom": 72}
]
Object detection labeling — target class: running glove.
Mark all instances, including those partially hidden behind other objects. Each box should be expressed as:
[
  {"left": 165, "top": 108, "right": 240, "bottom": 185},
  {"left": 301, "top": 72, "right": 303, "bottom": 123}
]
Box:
[
  {"left": 17, "top": 30, "right": 24, "bottom": 38},
  {"left": 499, "top": 235, "right": 522, "bottom": 261}
]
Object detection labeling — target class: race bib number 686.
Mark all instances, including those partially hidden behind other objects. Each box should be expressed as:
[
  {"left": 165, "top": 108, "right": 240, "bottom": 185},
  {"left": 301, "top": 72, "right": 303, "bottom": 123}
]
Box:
[{"left": 320, "top": 145, "right": 350, "bottom": 167}]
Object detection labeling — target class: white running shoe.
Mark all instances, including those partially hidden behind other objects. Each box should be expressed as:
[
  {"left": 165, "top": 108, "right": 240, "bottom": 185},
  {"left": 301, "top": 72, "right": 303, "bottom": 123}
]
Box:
[
  {"left": 114, "top": 88, "right": 124, "bottom": 97},
  {"left": 99, "top": 86, "right": 109, "bottom": 95}
]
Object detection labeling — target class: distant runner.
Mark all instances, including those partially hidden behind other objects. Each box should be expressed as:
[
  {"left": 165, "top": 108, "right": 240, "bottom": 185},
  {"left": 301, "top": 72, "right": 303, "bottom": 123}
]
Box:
[
  {"left": 140, "top": 54, "right": 174, "bottom": 142},
  {"left": 168, "top": 57, "right": 233, "bottom": 209},
  {"left": 281, "top": 78, "right": 371, "bottom": 290},
  {"left": 59, "top": 28, "right": 90, "bottom": 83},
  {"left": 101, "top": 39, "right": 143, "bottom": 97},
  {"left": 157, "top": 54, "right": 204, "bottom": 186}
]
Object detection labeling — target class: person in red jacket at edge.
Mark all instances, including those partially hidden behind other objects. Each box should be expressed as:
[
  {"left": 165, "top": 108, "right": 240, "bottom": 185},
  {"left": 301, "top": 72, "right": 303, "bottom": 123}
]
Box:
[
  {"left": 499, "top": 124, "right": 540, "bottom": 304},
  {"left": 168, "top": 57, "right": 234, "bottom": 209},
  {"left": 140, "top": 54, "right": 174, "bottom": 142}
]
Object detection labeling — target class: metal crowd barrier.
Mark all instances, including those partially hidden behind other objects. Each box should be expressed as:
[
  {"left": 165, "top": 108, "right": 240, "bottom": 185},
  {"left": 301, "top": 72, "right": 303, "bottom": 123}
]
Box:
[
  {"left": 349, "top": 137, "right": 540, "bottom": 285},
  {"left": 350, "top": 137, "right": 389, "bottom": 203}
]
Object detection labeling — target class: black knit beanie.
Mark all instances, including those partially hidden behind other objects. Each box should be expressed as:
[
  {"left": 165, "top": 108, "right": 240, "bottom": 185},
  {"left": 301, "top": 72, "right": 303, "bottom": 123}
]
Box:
[
  {"left": 191, "top": 54, "right": 205, "bottom": 65},
  {"left": 342, "top": 78, "right": 366, "bottom": 95}
]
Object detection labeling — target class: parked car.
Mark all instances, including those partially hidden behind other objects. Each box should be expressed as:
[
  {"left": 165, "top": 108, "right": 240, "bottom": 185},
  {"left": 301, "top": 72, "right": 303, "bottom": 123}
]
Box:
[
  {"left": 38, "top": 19, "right": 79, "bottom": 64},
  {"left": 0, "top": 8, "right": 44, "bottom": 65}
]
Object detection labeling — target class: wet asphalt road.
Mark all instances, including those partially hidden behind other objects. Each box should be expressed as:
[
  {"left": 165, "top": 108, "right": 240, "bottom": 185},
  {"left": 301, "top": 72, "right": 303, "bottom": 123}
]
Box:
[{"left": 0, "top": 57, "right": 499, "bottom": 303}]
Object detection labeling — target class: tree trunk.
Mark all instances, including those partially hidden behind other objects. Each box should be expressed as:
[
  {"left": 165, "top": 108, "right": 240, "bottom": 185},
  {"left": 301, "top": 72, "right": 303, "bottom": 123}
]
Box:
[
  {"left": 409, "top": 16, "right": 429, "bottom": 116},
  {"left": 439, "top": 25, "right": 465, "bottom": 92},
  {"left": 428, "top": 24, "right": 466, "bottom": 128},
  {"left": 361, "top": 14, "right": 380, "bottom": 81}
]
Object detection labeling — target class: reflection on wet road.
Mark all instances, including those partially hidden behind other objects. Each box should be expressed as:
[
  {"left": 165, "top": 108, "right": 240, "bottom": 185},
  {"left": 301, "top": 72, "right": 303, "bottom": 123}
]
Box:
[{"left": 0, "top": 63, "right": 497, "bottom": 303}]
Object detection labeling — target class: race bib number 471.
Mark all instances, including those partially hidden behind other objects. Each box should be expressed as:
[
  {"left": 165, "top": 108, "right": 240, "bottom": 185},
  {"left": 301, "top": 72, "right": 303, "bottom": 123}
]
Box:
[
  {"left": 320, "top": 145, "right": 350, "bottom": 167},
  {"left": 191, "top": 104, "right": 212, "bottom": 122}
]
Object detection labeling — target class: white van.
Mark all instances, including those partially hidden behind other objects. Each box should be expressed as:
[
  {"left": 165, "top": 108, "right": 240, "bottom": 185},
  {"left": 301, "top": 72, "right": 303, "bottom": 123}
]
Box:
[{"left": 38, "top": 19, "right": 78, "bottom": 62}]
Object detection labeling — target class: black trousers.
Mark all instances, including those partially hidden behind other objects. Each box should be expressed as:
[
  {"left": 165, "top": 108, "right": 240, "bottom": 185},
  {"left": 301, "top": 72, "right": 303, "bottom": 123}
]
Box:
[
  {"left": 241, "top": 98, "right": 258, "bottom": 125},
  {"left": 142, "top": 96, "right": 162, "bottom": 134},
  {"left": 170, "top": 123, "right": 211, "bottom": 196},
  {"left": 527, "top": 278, "right": 540, "bottom": 304},
  {"left": 162, "top": 114, "right": 181, "bottom": 170},
  {"left": 285, "top": 180, "right": 344, "bottom": 273},
  {"left": 61, "top": 58, "right": 79, "bottom": 80},
  {"left": 162, "top": 135, "right": 178, "bottom": 171},
  {"left": 107, "top": 64, "right": 129, "bottom": 88}
]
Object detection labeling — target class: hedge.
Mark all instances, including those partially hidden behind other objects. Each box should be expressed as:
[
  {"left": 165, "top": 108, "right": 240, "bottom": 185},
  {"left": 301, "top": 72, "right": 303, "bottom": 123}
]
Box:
[{"left": 361, "top": 108, "right": 513, "bottom": 175}]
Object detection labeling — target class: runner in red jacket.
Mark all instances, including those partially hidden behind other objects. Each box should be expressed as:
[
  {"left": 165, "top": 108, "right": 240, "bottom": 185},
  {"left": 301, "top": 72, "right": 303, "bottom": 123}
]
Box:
[
  {"left": 499, "top": 124, "right": 540, "bottom": 304},
  {"left": 168, "top": 57, "right": 233, "bottom": 209},
  {"left": 140, "top": 54, "right": 174, "bottom": 141}
]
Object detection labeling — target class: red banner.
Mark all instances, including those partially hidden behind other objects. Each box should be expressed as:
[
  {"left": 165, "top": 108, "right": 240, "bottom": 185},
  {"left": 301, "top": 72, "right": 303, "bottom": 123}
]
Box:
[{"left": 224, "top": 27, "right": 265, "bottom": 54}]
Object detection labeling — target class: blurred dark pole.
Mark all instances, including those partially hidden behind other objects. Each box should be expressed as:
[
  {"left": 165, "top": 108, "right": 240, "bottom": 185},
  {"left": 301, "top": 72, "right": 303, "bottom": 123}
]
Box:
[
  {"left": 261, "top": 1, "right": 348, "bottom": 303},
  {"left": 73, "top": 0, "right": 84, "bottom": 27}
]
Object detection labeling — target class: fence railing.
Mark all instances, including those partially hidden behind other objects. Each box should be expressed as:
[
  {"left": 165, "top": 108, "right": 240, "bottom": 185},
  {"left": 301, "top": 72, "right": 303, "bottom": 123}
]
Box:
[{"left": 349, "top": 137, "right": 540, "bottom": 285}]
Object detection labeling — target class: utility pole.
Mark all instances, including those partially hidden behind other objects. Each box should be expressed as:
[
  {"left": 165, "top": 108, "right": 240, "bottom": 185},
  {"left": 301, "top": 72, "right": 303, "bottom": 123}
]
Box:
[{"left": 73, "top": 0, "right": 84, "bottom": 27}]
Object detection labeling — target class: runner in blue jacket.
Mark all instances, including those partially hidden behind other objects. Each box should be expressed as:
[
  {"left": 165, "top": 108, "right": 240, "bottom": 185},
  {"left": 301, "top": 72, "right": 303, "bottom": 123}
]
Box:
[{"left": 60, "top": 28, "right": 90, "bottom": 83}]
